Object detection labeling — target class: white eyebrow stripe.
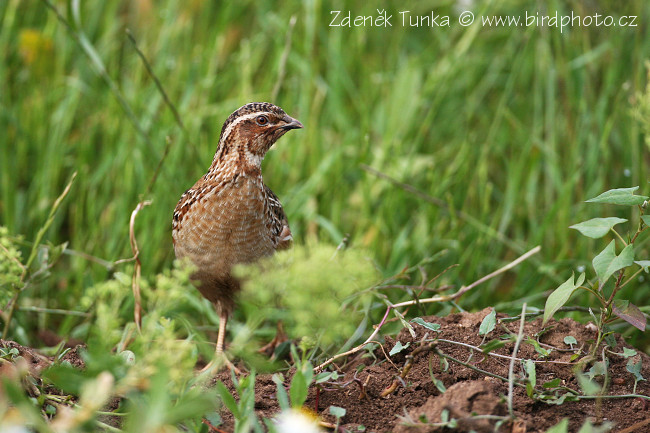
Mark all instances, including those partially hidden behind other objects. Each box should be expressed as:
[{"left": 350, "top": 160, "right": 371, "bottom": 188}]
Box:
[{"left": 220, "top": 112, "right": 267, "bottom": 144}]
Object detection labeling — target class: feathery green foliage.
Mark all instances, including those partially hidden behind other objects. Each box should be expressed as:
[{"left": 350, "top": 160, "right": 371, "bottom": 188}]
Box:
[{"left": 236, "top": 243, "right": 377, "bottom": 347}]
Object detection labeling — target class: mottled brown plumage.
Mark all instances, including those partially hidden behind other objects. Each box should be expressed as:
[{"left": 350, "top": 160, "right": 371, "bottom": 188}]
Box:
[{"left": 172, "top": 102, "right": 302, "bottom": 360}]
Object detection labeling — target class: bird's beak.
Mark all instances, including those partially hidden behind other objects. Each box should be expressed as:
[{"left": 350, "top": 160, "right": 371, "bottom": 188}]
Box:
[{"left": 280, "top": 116, "right": 303, "bottom": 130}]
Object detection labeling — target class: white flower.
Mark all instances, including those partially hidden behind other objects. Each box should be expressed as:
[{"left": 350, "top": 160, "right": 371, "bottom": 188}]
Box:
[{"left": 275, "top": 409, "right": 322, "bottom": 433}]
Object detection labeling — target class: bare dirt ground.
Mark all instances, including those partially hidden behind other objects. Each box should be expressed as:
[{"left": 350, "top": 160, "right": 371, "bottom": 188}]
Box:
[
  {"left": 3, "top": 309, "right": 650, "bottom": 432},
  {"left": 216, "top": 309, "right": 650, "bottom": 432}
]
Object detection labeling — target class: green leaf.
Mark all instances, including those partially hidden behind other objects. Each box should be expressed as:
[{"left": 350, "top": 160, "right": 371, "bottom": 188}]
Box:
[
  {"left": 545, "top": 418, "right": 569, "bottom": 433},
  {"left": 411, "top": 317, "right": 441, "bottom": 332},
  {"left": 563, "top": 336, "right": 577, "bottom": 347},
  {"left": 576, "top": 370, "right": 601, "bottom": 395},
  {"left": 524, "top": 359, "right": 536, "bottom": 398},
  {"left": 586, "top": 187, "right": 648, "bottom": 205},
  {"left": 480, "top": 336, "right": 515, "bottom": 354},
  {"left": 592, "top": 241, "right": 634, "bottom": 284},
  {"left": 427, "top": 357, "right": 446, "bottom": 393},
  {"left": 215, "top": 381, "right": 239, "bottom": 418},
  {"left": 329, "top": 405, "right": 346, "bottom": 419},
  {"left": 603, "top": 327, "right": 617, "bottom": 348},
  {"left": 164, "top": 386, "right": 218, "bottom": 425},
  {"left": 569, "top": 217, "right": 627, "bottom": 238},
  {"left": 44, "top": 404, "right": 57, "bottom": 416},
  {"left": 47, "top": 241, "right": 69, "bottom": 266},
  {"left": 543, "top": 378, "right": 561, "bottom": 388},
  {"left": 478, "top": 309, "right": 496, "bottom": 335},
  {"left": 576, "top": 421, "right": 615, "bottom": 433},
  {"left": 543, "top": 273, "right": 585, "bottom": 324},
  {"left": 586, "top": 360, "right": 608, "bottom": 380},
  {"left": 635, "top": 260, "right": 650, "bottom": 272},
  {"left": 542, "top": 392, "right": 579, "bottom": 405},
  {"left": 526, "top": 337, "right": 551, "bottom": 358},
  {"left": 42, "top": 364, "right": 88, "bottom": 396},
  {"left": 290, "top": 362, "right": 313, "bottom": 408},
  {"left": 315, "top": 371, "right": 338, "bottom": 384},
  {"left": 389, "top": 341, "right": 410, "bottom": 356},
  {"left": 641, "top": 215, "right": 650, "bottom": 226},
  {"left": 272, "top": 374, "right": 290, "bottom": 411},
  {"left": 204, "top": 412, "right": 222, "bottom": 428},
  {"left": 626, "top": 358, "right": 645, "bottom": 382},
  {"left": 393, "top": 308, "right": 416, "bottom": 338},
  {"left": 430, "top": 375, "right": 446, "bottom": 393},
  {"left": 119, "top": 350, "right": 135, "bottom": 365},
  {"left": 612, "top": 300, "right": 647, "bottom": 332},
  {"left": 621, "top": 347, "right": 637, "bottom": 358}
]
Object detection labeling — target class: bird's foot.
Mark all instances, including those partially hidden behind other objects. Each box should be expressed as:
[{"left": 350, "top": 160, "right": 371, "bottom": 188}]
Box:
[
  {"left": 198, "top": 352, "right": 244, "bottom": 376},
  {"left": 258, "top": 321, "right": 288, "bottom": 359}
]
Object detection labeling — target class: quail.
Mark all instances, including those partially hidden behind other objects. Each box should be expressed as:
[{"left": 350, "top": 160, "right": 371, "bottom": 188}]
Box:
[{"left": 172, "top": 102, "right": 302, "bottom": 367}]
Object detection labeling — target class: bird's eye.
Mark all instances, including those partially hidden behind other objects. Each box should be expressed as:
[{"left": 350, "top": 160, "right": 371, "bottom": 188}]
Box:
[{"left": 256, "top": 115, "right": 269, "bottom": 126}]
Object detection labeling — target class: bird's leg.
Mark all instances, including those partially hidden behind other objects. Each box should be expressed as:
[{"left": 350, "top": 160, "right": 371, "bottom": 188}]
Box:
[
  {"left": 198, "top": 306, "right": 242, "bottom": 375},
  {"left": 216, "top": 312, "right": 227, "bottom": 356}
]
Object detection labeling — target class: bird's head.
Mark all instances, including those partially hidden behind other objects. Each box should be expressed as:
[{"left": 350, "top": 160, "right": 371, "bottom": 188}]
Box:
[{"left": 213, "top": 102, "right": 302, "bottom": 169}]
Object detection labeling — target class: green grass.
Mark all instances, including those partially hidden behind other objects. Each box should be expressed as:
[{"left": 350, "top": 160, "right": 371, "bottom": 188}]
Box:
[
  {"left": 3, "top": 0, "right": 650, "bottom": 321},
  {"left": 2, "top": 0, "right": 650, "bottom": 430},
  {"left": 2, "top": 0, "right": 650, "bottom": 342}
]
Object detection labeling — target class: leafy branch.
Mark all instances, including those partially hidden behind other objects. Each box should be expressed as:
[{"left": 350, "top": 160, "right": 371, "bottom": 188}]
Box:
[{"left": 544, "top": 187, "right": 649, "bottom": 355}]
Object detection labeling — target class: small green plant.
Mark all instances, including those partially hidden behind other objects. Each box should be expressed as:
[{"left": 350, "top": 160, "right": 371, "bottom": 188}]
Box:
[
  {"left": 0, "top": 172, "right": 76, "bottom": 341},
  {"left": 544, "top": 187, "right": 649, "bottom": 353},
  {"left": 619, "top": 347, "right": 646, "bottom": 394},
  {"left": 215, "top": 371, "right": 263, "bottom": 433},
  {"left": 236, "top": 243, "right": 377, "bottom": 352},
  {"left": 272, "top": 344, "right": 315, "bottom": 412},
  {"left": 329, "top": 405, "right": 346, "bottom": 431}
]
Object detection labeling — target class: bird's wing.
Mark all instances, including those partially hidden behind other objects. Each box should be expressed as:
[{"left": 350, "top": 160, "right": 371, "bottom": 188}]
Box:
[{"left": 264, "top": 184, "right": 292, "bottom": 250}]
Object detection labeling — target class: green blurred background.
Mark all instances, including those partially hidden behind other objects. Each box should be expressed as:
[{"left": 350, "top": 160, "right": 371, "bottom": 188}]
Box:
[{"left": 1, "top": 0, "right": 649, "bottom": 349}]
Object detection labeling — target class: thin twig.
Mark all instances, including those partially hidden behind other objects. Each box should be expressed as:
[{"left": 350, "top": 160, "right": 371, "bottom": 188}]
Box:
[
  {"left": 376, "top": 284, "right": 454, "bottom": 292},
  {"left": 619, "top": 267, "right": 644, "bottom": 289},
  {"left": 126, "top": 30, "right": 188, "bottom": 134},
  {"left": 499, "top": 305, "right": 592, "bottom": 322},
  {"left": 62, "top": 248, "right": 115, "bottom": 270},
  {"left": 391, "top": 246, "right": 541, "bottom": 309},
  {"left": 128, "top": 201, "right": 151, "bottom": 332},
  {"left": 508, "top": 303, "right": 527, "bottom": 418},
  {"left": 435, "top": 338, "right": 575, "bottom": 365},
  {"left": 576, "top": 393, "right": 650, "bottom": 401},
  {"left": 315, "top": 247, "right": 540, "bottom": 372},
  {"left": 606, "top": 268, "right": 626, "bottom": 306},
  {"left": 315, "top": 306, "right": 391, "bottom": 372},
  {"left": 5, "top": 238, "right": 116, "bottom": 271},
  {"left": 616, "top": 417, "right": 650, "bottom": 433},
  {"left": 16, "top": 306, "right": 90, "bottom": 317},
  {"left": 381, "top": 341, "right": 436, "bottom": 397},
  {"left": 121, "top": 29, "right": 194, "bottom": 330},
  {"left": 434, "top": 348, "right": 516, "bottom": 384},
  {"left": 609, "top": 228, "right": 627, "bottom": 247},
  {"left": 144, "top": 136, "right": 173, "bottom": 198}
]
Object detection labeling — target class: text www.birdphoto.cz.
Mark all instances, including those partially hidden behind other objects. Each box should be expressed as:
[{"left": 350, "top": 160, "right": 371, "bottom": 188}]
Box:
[{"left": 329, "top": 9, "right": 639, "bottom": 32}]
